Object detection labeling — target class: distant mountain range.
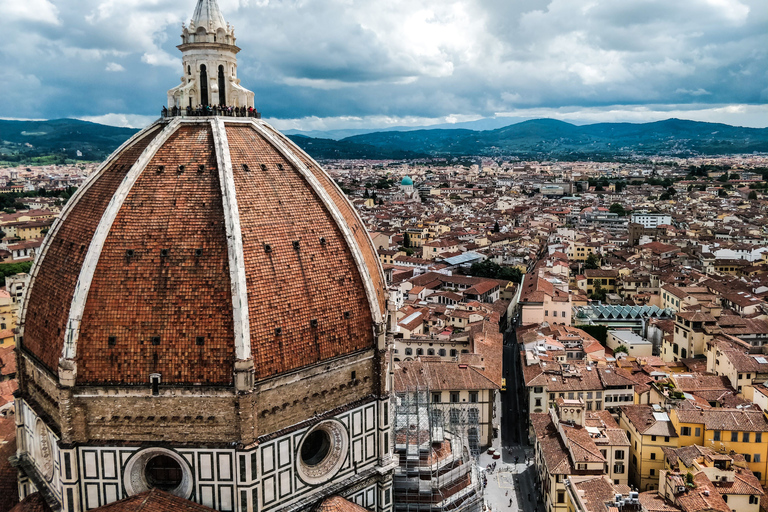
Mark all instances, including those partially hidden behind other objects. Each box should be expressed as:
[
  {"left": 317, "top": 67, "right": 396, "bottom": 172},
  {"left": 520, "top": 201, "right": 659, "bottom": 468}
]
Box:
[
  {"left": 0, "top": 118, "right": 139, "bottom": 163},
  {"left": 1, "top": 117, "right": 767, "bottom": 164}
]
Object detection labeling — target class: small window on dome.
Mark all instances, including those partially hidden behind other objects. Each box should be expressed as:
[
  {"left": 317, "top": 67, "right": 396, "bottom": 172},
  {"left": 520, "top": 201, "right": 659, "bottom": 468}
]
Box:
[
  {"left": 177, "top": 165, "right": 185, "bottom": 173},
  {"left": 108, "top": 336, "right": 116, "bottom": 346},
  {"left": 264, "top": 244, "right": 272, "bottom": 253},
  {"left": 292, "top": 240, "right": 300, "bottom": 250},
  {"left": 344, "top": 311, "right": 351, "bottom": 319},
  {"left": 151, "top": 336, "right": 161, "bottom": 345},
  {"left": 310, "top": 319, "right": 318, "bottom": 328},
  {"left": 156, "top": 165, "right": 164, "bottom": 174},
  {"left": 126, "top": 249, "right": 135, "bottom": 257},
  {"left": 160, "top": 249, "right": 169, "bottom": 257},
  {"left": 275, "top": 327, "right": 282, "bottom": 336},
  {"left": 195, "top": 336, "right": 205, "bottom": 346},
  {"left": 277, "top": 163, "right": 284, "bottom": 171},
  {"left": 260, "top": 164, "right": 267, "bottom": 172},
  {"left": 194, "top": 248, "right": 203, "bottom": 257},
  {"left": 197, "top": 164, "right": 205, "bottom": 173},
  {"left": 319, "top": 237, "right": 327, "bottom": 246},
  {"left": 242, "top": 164, "right": 250, "bottom": 172}
]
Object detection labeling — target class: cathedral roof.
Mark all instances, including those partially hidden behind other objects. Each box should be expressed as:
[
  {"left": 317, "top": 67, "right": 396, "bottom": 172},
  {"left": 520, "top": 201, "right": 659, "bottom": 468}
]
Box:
[
  {"left": 20, "top": 118, "right": 387, "bottom": 386},
  {"left": 317, "top": 496, "right": 370, "bottom": 512},
  {"left": 190, "top": 0, "right": 227, "bottom": 32},
  {"left": 9, "top": 493, "right": 52, "bottom": 512}
]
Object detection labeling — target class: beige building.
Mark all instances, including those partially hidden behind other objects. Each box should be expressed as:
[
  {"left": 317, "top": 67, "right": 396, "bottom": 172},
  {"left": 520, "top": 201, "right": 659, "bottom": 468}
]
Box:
[
  {"left": 606, "top": 330, "right": 653, "bottom": 357},
  {"left": 519, "top": 274, "right": 572, "bottom": 326},
  {"left": 392, "top": 359, "right": 499, "bottom": 448}
]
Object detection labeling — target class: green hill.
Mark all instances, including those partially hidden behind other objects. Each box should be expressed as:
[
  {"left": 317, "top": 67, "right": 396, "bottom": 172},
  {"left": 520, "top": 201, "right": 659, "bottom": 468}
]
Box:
[
  {"left": 0, "top": 119, "right": 140, "bottom": 164},
  {"left": 2, "top": 117, "right": 766, "bottom": 164}
]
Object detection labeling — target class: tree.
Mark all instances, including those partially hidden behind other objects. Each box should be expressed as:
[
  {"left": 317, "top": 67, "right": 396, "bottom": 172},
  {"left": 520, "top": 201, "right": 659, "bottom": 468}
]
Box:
[
  {"left": 363, "top": 189, "right": 369, "bottom": 198},
  {"left": 718, "top": 189, "right": 728, "bottom": 197},
  {"left": 590, "top": 281, "right": 607, "bottom": 302},
  {"left": 403, "top": 232, "right": 411, "bottom": 248},
  {"left": 493, "top": 220, "right": 500, "bottom": 233},
  {"left": 748, "top": 190, "right": 758, "bottom": 200},
  {"left": 717, "top": 173, "right": 729, "bottom": 182},
  {"left": 584, "top": 253, "right": 600, "bottom": 270},
  {"left": 615, "top": 344, "right": 629, "bottom": 355},
  {"left": 609, "top": 203, "right": 627, "bottom": 217},
  {"left": 469, "top": 260, "right": 522, "bottom": 282}
]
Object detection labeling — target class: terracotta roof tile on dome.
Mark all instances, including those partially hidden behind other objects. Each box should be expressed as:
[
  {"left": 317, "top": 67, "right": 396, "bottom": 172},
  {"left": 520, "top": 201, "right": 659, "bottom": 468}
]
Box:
[
  {"left": 19, "top": 118, "right": 386, "bottom": 386},
  {"left": 22, "top": 124, "right": 163, "bottom": 375},
  {"left": 226, "top": 125, "right": 375, "bottom": 378},
  {"left": 77, "top": 123, "right": 235, "bottom": 384},
  {"left": 264, "top": 125, "right": 387, "bottom": 314}
]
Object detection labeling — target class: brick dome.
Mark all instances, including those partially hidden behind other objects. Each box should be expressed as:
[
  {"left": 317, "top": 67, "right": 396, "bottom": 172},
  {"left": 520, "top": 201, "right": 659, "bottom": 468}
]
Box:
[{"left": 19, "top": 117, "right": 387, "bottom": 387}]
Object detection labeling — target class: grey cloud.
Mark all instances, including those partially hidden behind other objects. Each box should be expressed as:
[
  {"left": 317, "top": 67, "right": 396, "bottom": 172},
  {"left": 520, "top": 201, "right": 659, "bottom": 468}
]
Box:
[{"left": 0, "top": 0, "right": 765, "bottom": 128}]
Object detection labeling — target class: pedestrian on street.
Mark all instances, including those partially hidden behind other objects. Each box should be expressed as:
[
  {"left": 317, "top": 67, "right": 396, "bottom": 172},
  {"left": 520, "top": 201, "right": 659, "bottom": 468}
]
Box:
[
  {"left": 505, "top": 491, "right": 508, "bottom": 496},
  {"left": 527, "top": 493, "right": 531, "bottom": 502},
  {"left": 509, "top": 499, "right": 512, "bottom": 507}
]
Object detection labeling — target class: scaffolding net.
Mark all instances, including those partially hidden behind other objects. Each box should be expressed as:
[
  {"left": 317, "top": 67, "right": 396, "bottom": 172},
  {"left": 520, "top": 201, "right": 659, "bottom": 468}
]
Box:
[{"left": 392, "top": 387, "right": 484, "bottom": 512}]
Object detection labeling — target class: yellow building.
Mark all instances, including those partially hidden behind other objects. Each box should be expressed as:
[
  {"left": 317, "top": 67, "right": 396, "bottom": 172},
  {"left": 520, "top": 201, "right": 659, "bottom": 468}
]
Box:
[
  {"left": 567, "top": 241, "right": 598, "bottom": 262},
  {"left": 669, "top": 407, "right": 768, "bottom": 484},
  {"left": 619, "top": 405, "right": 679, "bottom": 491}
]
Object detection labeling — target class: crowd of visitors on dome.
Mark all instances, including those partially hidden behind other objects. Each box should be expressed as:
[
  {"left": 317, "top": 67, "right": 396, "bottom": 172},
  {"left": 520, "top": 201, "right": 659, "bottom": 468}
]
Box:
[{"left": 162, "top": 104, "right": 260, "bottom": 118}]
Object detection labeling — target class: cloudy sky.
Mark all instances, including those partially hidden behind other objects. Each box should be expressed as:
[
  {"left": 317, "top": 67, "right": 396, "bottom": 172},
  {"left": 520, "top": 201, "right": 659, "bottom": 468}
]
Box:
[{"left": 1, "top": 0, "right": 766, "bottom": 131}]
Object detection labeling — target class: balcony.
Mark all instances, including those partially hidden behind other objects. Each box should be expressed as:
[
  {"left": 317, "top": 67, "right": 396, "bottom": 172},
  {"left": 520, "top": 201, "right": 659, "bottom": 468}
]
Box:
[{"left": 162, "top": 105, "right": 261, "bottom": 119}]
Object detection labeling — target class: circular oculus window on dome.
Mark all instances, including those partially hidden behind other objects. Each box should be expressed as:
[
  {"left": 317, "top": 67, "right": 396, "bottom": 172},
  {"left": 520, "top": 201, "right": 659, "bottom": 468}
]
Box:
[
  {"left": 296, "top": 420, "right": 348, "bottom": 486},
  {"left": 123, "top": 448, "right": 193, "bottom": 499}
]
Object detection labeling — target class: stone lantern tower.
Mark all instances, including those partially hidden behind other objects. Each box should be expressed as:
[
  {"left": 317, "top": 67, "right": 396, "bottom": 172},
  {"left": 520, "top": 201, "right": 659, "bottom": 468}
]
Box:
[{"left": 167, "top": 0, "right": 256, "bottom": 109}]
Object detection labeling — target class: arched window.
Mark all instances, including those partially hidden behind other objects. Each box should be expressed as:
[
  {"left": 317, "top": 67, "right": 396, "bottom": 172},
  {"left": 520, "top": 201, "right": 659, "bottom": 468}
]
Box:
[
  {"left": 405, "top": 348, "right": 412, "bottom": 356},
  {"left": 187, "top": 65, "right": 191, "bottom": 76},
  {"left": 200, "top": 65, "right": 209, "bottom": 105},
  {"left": 427, "top": 349, "right": 435, "bottom": 356},
  {"left": 218, "top": 65, "right": 226, "bottom": 105}
]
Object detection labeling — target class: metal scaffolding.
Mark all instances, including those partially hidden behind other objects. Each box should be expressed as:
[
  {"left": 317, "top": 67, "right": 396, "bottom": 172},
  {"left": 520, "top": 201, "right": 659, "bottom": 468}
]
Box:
[{"left": 392, "top": 387, "right": 483, "bottom": 512}]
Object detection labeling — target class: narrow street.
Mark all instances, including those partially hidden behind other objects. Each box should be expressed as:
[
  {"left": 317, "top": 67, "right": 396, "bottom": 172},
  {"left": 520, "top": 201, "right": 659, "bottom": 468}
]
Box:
[{"left": 481, "top": 327, "right": 544, "bottom": 512}]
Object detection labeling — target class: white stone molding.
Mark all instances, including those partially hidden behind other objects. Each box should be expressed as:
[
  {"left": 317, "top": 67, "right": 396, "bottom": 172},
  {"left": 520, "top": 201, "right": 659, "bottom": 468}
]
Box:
[
  {"left": 18, "top": 120, "right": 164, "bottom": 334},
  {"left": 61, "top": 119, "right": 182, "bottom": 365},
  {"left": 295, "top": 419, "right": 350, "bottom": 486},
  {"left": 249, "top": 120, "right": 384, "bottom": 325},
  {"left": 210, "top": 118, "right": 252, "bottom": 364}
]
